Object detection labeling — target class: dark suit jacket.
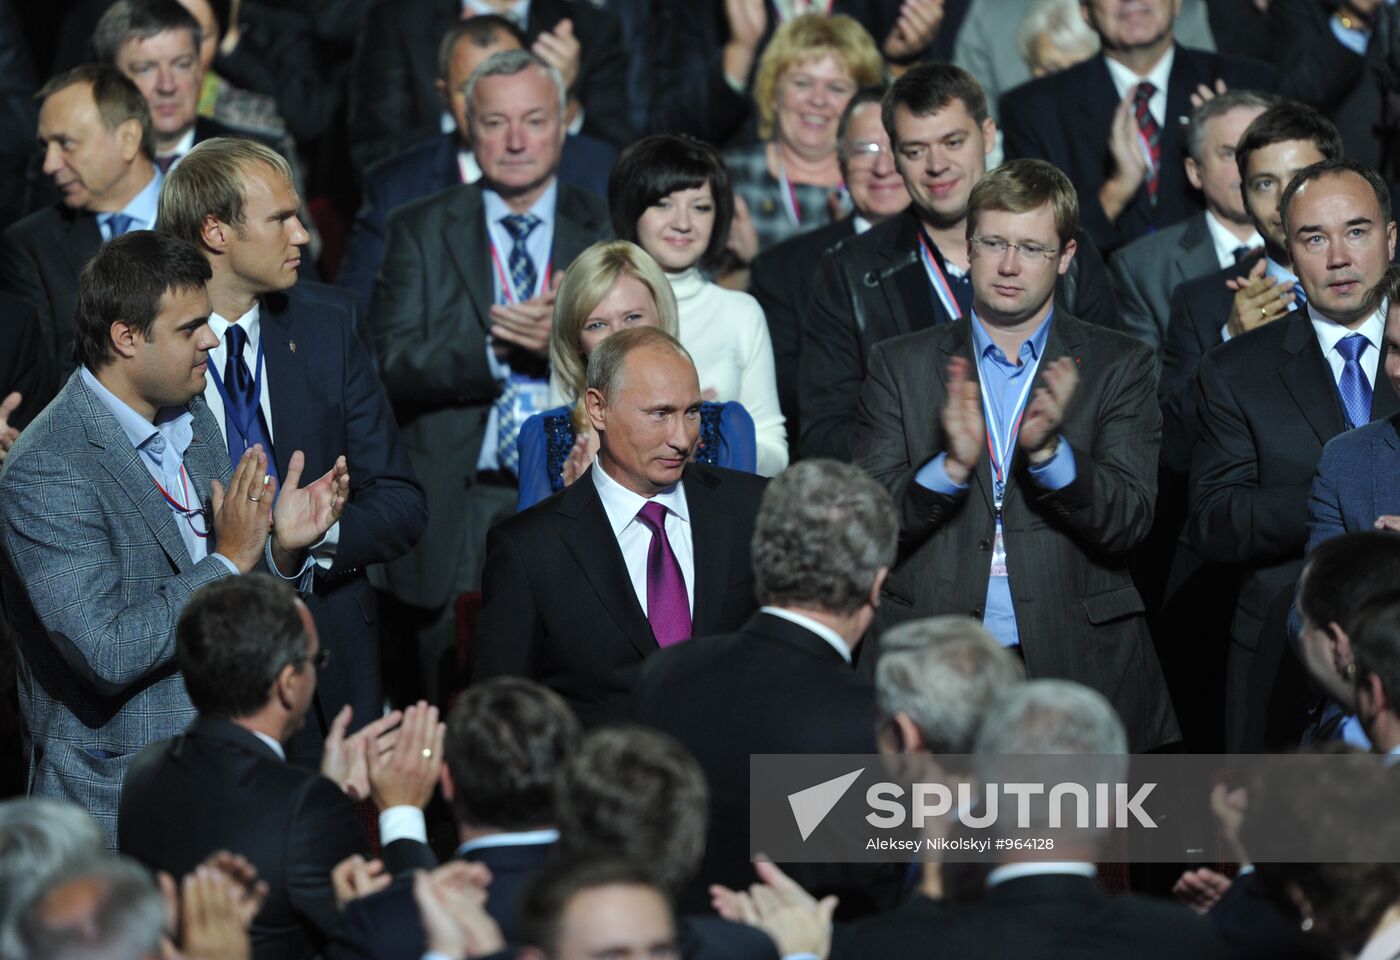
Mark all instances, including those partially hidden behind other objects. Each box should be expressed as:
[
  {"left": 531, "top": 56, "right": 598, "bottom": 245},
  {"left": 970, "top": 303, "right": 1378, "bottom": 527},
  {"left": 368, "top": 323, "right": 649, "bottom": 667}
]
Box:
[
  {"left": 473, "top": 463, "right": 766, "bottom": 727},
  {"left": 800, "top": 208, "right": 1120, "bottom": 461},
  {"left": 1188, "top": 309, "right": 1400, "bottom": 749},
  {"left": 1110, "top": 212, "right": 1222, "bottom": 358},
  {"left": 256, "top": 283, "right": 427, "bottom": 751},
  {"left": 1159, "top": 252, "right": 1266, "bottom": 474},
  {"left": 0, "top": 289, "right": 56, "bottom": 429},
  {"left": 0, "top": 202, "right": 101, "bottom": 377},
  {"left": 1205, "top": 869, "right": 1329, "bottom": 960},
  {"left": 365, "top": 180, "right": 610, "bottom": 610},
  {"left": 1306, "top": 412, "right": 1400, "bottom": 555},
  {"left": 337, "top": 132, "right": 617, "bottom": 310},
  {"left": 118, "top": 717, "right": 435, "bottom": 960},
  {"left": 749, "top": 214, "right": 857, "bottom": 458},
  {"left": 833, "top": 875, "right": 1226, "bottom": 960},
  {"left": 1000, "top": 47, "right": 1276, "bottom": 254},
  {"left": 629, "top": 611, "right": 897, "bottom": 916},
  {"left": 854, "top": 312, "right": 1178, "bottom": 751},
  {"left": 330, "top": 837, "right": 556, "bottom": 960},
  {"left": 348, "top": 0, "right": 632, "bottom": 168}
]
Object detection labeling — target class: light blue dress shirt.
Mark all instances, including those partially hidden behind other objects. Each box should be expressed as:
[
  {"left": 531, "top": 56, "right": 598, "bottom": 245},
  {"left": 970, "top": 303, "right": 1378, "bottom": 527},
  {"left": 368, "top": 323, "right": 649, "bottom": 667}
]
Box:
[
  {"left": 80, "top": 367, "right": 237, "bottom": 574},
  {"left": 97, "top": 168, "right": 162, "bottom": 241},
  {"left": 479, "top": 182, "right": 558, "bottom": 473},
  {"left": 915, "top": 311, "right": 1076, "bottom": 647}
]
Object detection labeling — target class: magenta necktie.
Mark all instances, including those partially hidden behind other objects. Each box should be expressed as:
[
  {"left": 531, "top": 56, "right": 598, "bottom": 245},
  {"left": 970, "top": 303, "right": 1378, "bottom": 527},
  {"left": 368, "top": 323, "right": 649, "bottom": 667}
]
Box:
[{"left": 636, "top": 501, "right": 692, "bottom": 647}]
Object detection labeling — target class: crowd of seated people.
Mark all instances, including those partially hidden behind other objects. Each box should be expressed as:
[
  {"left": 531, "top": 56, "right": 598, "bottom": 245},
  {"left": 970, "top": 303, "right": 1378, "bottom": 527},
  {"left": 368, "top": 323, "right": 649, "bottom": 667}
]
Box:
[{"left": 5, "top": 1, "right": 1400, "bottom": 957}]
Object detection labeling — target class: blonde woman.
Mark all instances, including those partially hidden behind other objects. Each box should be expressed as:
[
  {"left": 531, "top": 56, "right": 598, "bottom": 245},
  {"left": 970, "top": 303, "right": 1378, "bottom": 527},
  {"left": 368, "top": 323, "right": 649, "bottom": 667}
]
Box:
[
  {"left": 515, "top": 241, "right": 757, "bottom": 510},
  {"left": 723, "top": 14, "right": 885, "bottom": 257}
]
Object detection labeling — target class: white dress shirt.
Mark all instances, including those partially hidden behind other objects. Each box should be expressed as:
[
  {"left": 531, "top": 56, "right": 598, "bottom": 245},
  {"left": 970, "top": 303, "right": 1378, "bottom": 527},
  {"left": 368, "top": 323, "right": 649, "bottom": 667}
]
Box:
[
  {"left": 591, "top": 463, "right": 695, "bottom": 617},
  {"left": 158, "top": 127, "right": 197, "bottom": 169},
  {"left": 1311, "top": 301, "right": 1384, "bottom": 392},
  {"left": 1203, "top": 210, "right": 1262, "bottom": 271},
  {"left": 204, "top": 304, "right": 341, "bottom": 570},
  {"left": 1103, "top": 46, "right": 1176, "bottom": 129},
  {"left": 759, "top": 606, "right": 852, "bottom": 663},
  {"left": 986, "top": 861, "right": 1098, "bottom": 888}
]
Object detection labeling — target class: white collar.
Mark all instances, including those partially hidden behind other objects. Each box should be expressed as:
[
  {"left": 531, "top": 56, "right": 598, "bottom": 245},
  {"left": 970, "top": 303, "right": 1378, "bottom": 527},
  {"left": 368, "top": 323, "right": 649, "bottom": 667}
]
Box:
[
  {"left": 853, "top": 215, "right": 873, "bottom": 235},
  {"left": 160, "top": 127, "right": 197, "bottom": 164},
  {"left": 1203, "top": 211, "right": 1260, "bottom": 269},
  {"left": 1358, "top": 918, "right": 1400, "bottom": 960},
  {"left": 1103, "top": 46, "right": 1176, "bottom": 105},
  {"left": 591, "top": 461, "right": 691, "bottom": 539},
  {"left": 1309, "top": 300, "right": 1385, "bottom": 357},
  {"left": 457, "top": 828, "right": 559, "bottom": 857},
  {"left": 759, "top": 607, "right": 852, "bottom": 663},
  {"left": 986, "top": 861, "right": 1098, "bottom": 888},
  {"left": 251, "top": 729, "right": 286, "bottom": 761},
  {"left": 208, "top": 302, "right": 262, "bottom": 351}
]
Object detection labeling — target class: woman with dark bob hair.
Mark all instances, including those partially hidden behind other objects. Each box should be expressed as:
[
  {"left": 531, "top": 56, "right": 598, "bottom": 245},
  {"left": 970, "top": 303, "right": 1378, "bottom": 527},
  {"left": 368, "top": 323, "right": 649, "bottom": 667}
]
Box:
[{"left": 609, "top": 134, "right": 788, "bottom": 476}]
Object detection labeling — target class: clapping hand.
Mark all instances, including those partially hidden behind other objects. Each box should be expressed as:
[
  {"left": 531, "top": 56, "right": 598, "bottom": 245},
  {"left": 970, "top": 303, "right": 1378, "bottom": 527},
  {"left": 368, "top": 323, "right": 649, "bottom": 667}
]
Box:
[
  {"left": 366, "top": 701, "right": 446, "bottom": 811},
  {"left": 413, "top": 867, "right": 506, "bottom": 960},
  {"left": 710, "top": 859, "right": 836, "bottom": 960},
  {"left": 1018, "top": 356, "right": 1078, "bottom": 462},
  {"left": 332, "top": 854, "right": 391, "bottom": 910},
  {"left": 491, "top": 276, "right": 560, "bottom": 360},
  {"left": 1225, "top": 257, "right": 1293, "bottom": 338},
  {"left": 0, "top": 391, "right": 20, "bottom": 464},
  {"left": 321, "top": 705, "right": 407, "bottom": 801},
  {"left": 941, "top": 358, "right": 984, "bottom": 485},
  {"left": 271, "top": 452, "right": 349, "bottom": 571},
  {"left": 882, "top": 0, "right": 944, "bottom": 62}
]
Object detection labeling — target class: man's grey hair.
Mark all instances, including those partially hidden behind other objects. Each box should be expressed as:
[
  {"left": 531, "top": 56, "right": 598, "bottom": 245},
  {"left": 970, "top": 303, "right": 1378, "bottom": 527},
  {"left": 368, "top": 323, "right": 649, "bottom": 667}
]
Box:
[
  {"left": 0, "top": 799, "right": 107, "bottom": 960},
  {"left": 464, "top": 49, "right": 567, "bottom": 126},
  {"left": 752, "top": 460, "right": 896, "bottom": 615},
  {"left": 876, "top": 617, "right": 1024, "bottom": 753},
  {"left": 14, "top": 856, "right": 166, "bottom": 960},
  {"left": 93, "top": 0, "right": 202, "bottom": 64},
  {"left": 975, "top": 679, "right": 1127, "bottom": 756},
  {"left": 585, "top": 326, "right": 693, "bottom": 403},
  {"left": 1185, "top": 89, "right": 1280, "bottom": 163}
]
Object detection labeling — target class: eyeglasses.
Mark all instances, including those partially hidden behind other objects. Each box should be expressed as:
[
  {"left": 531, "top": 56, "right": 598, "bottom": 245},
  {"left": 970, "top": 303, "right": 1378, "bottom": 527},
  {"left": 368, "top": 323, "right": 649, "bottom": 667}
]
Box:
[
  {"left": 845, "top": 141, "right": 891, "bottom": 166},
  {"left": 971, "top": 236, "right": 1060, "bottom": 262}
]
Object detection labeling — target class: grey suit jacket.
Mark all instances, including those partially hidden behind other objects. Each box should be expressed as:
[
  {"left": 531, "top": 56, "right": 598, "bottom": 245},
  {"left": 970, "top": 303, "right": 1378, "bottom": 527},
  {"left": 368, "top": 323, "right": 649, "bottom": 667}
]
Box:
[
  {"left": 854, "top": 313, "right": 1179, "bottom": 751},
  {"left": 366, "top": 179, "right": 611, "bottom": 609},
  {"left": 0, "top": 372, "right": 237, "bottom": 840},
  {"left": 1109, "top": 213, "right": 1221, "bottom": 360}
]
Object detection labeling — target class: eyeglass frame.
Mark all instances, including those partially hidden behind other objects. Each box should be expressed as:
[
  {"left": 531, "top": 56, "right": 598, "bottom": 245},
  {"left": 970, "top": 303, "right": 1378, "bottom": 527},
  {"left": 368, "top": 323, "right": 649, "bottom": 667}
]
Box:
[
  {"left": 969, "top": 235, "right": 1061, "bottom": 262},
  {"left": 843, "top": 140, "right": 892, "bottom": 166}
]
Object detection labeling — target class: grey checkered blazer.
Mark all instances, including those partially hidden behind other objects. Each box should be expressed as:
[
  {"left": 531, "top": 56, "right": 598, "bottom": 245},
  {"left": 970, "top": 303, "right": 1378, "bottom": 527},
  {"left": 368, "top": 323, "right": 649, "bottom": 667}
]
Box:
[{"left": 0, "top": 371, "right": 237, "bottom": 843}]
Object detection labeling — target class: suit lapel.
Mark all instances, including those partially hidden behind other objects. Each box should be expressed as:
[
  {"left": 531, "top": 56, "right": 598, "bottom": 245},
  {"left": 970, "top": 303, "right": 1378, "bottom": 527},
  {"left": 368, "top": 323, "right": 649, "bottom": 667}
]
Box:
[
  {"left": 60, "top": 210, "right": 102, "bottom": 280},
  {"left": 258, "top": 293, "right": 308, "bottom": 477},
  {"left": 443, "top": 186, "right": 496, "bottom": 327},
  {"left": 874, "top": 213, "right": 926, "bottom": 336},
  {"left": 1174, "top": 215, "right": 1218, "bottom": 286},
  {"left": 681, "top": 466, "right": 730, "bottom": 638},
  {"left": 1278, "top": 313, "right": 1346, "bottom": 445},
  {"left": 557, "top": 469, "right": 656, "bottom": 658},
  {"left": 186, "top": 396, "right": 232, "bottom": 506},
  {"left": 76, "top": 378, "right": 196, "bottom": 572}
]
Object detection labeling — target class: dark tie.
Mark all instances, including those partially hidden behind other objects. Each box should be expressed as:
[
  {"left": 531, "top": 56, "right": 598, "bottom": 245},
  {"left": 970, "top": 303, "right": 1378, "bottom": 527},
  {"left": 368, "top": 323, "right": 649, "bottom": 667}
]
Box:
[
  {"left": 500, "top": 213, "right": 541, "bottom": 300},
  {"left": 1232, "top": 246, "right": 1251, "bottom": 265},
  {"left": 1337, "top": 334, "right": 1372, "bottom": 430},
  {"left": 222, "top": 324, "right": 279, "bottom": 480},
  {"left": 1133, "top": 82, "right": 1161, "bottom": 203},
  {"left": 155, "top": 155, "right": 178, "bottom": 174},
  {"left": 636, "top": 501, "right": 691, "bottom": 648},
  {"left": 102, "top": 213, "right": 136, "bottom": 240}
]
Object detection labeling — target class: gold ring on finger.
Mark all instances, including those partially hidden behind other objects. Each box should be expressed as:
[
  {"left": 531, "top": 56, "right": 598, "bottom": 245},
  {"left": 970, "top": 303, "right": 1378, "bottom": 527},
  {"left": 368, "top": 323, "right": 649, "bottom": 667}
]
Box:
[
  {"left": 1260, "top": 306, "right": 1267, "bottom": 318},
  {"left": 248, "top": 495, "right": 261, "bottom": 502},
  {"left": 421, "top": 748, "right": 433, "bottom": 761}
]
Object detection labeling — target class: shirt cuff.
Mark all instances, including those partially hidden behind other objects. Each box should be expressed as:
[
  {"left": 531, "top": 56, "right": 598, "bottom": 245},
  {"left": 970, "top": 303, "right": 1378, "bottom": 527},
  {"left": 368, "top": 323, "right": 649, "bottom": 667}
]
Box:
[
  {"left": 264, "top": 538, "right": 316, "bottom": 591},
  {"left": 915, "top": 452, "right": 970, "bottom": 495},
  {"left": 209, "top": 553, "right": 240, "bottom": 576},
  {"left": 421, "top": 953, "right": 457, "bottom": 960},
  {"left": 568, "top": 105, "right": 585, "bottom": 136},
  {"left": 783, "top": 955, "right": 822, "bottom": 960},
  {"left": 310, "top": 521, "right": 340, "bottom": 572},
  {"left": 1027, "top": 435, "right": 1076, "bottom": 490},
  {"left": 379, "top": 805, "right": 429, "bottom": 846},
  {"left": 1219, "top": 320, "right": 1232, "bottom": 343},
  {"left": 486, "top": 343, "right": 510, "bottom": 382}
]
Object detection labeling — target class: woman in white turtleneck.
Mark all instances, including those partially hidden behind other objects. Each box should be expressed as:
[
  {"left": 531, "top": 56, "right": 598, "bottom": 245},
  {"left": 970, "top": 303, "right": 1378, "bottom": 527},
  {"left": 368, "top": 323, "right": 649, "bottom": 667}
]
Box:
[{"left": 608, "top": 134, "right": 789, "bottom": 476}]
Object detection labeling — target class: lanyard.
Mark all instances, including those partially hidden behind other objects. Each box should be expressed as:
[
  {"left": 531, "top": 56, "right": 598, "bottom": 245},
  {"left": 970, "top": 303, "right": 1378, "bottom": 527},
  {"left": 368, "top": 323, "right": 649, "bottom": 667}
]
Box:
[
  {"left": 919, "top": 232, "right": 963, "bottom": 321},
  {"left": 205, "top": 329, "right": 265, "bottom": 448},
  {"left": 489, "top": 237, "right": 553, "bottom": 305},
  {"left": 152, "top": 463, "right": 210, "bottom": 538},
  {"left": 776, "top": 159, "right": 802, "bottom": 228},
  {"left": 979, "top": 347, "right": 1044, "bottom": 509}
]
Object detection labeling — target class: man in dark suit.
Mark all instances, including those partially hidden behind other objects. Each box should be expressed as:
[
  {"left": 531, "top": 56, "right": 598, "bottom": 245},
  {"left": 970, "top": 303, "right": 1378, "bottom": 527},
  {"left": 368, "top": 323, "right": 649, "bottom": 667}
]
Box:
[
  {"left": 1, "top": 65, "right": 159, "bottom": 377},
  {"left": 474, "top": 327, "right": 766, "bottom": 725},
  {"left": 348, "top": 0, "right": 632, "bottom": 169},
  {"left": 337, "top": 15, "right": 617, "bottom": 311},
  {"left": 158, "top": 136, "right": 427, "bottom": 761},
  {"left": 833, "top": 682, "right": 1225, "bottom": 960},
  {"left": 1111, "top": 90, "right": 1274, "bottom": 359},
  {"left": 630, "top": 459, "right": 896, "bottom": 913},
  {"left": 331, "top": 678, "right": 581, "bottom": 959},
  {"left": 800, "top": 63, "right": 1119, "bottom": 461},
  {"left": 999, "top": 0, "right": 1274, "bottom": 254},
  {"left": 854, "top": 159, "right": 1177, "bottom": 752},
  {"left": 118, "top": 575, "right": 440, "bottom": 960},
  {"left": 0, "top": 292, "right": 57, "bottom": 442},
  {"left": 750, "top": 86, "right": 909, "bottom": 457},
  {"left": 1190, "top": 157, "right": 1400, "bottom": 750},
  {"left": 367, "top": 49, "right": 611, "bottom": 706}
]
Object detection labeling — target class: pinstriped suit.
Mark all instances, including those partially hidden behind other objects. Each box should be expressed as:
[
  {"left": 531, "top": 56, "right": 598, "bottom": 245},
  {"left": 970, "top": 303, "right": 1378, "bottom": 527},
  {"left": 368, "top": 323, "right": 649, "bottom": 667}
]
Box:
[
  {"left": 854, "top": 313, "right": 1179, "bottom": 752},
  {"left": 0, "top": 371, "right": 237, "bottom": 841}
]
